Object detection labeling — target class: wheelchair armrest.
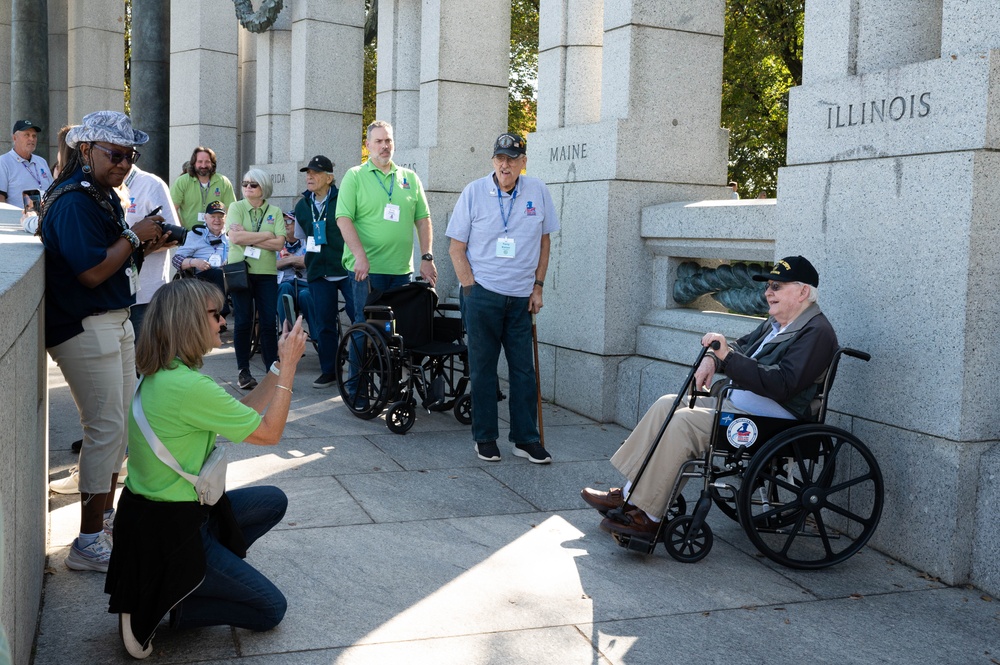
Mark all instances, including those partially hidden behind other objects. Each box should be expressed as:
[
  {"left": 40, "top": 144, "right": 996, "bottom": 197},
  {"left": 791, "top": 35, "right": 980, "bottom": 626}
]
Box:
[
  {"left": 842, "top": 347, "right": 871, "bottom": 362},
  {"left": 436, "top": 303, "right": 460, "bottom": 312}
]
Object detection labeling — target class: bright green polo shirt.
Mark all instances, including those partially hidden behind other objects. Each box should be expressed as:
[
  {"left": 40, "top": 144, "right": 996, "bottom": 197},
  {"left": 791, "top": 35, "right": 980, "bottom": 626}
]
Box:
[
  {"left": 170, "top": 173, "right": 237, "bottom": 229},
  {"left": 334, "top": 160, "right": 430, "bottom": 275},
  {"left": 126, "top": 364, "right": 261, "bottom": 503},
  {"left": 226, "top": 199, "right": 282, "bottom": 275}
]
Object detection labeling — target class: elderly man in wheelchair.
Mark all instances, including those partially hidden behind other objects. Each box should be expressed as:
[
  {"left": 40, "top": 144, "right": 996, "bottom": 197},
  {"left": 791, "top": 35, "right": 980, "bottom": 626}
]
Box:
[{"left": 581, "top": 256, "right": 882, "bottom": 568}]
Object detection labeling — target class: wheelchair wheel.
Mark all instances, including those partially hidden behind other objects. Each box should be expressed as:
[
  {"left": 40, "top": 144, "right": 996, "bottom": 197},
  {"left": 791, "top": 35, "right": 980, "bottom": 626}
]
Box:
[
  {"left": 386, "top": 400, "right": 416, "bottom": 434},
  {"left": 663, "top": 515, "right": 714, "bottom": 563},
  {"left": 454, "top": 394, "right": 472, "bottom": 425},
  {"left": 335, "top": 323, "right": 393, "bottom": 419},
  {"left": 738, "top": 424, "right": 883, "bottom": 570}
]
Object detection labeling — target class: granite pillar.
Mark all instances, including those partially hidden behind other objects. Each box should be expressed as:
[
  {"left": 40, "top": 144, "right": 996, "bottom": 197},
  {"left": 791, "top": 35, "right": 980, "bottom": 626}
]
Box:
[
  {"left": 130, "top": 0, "right": 171, "bottom": 180},
  {"left": 67, "top": 0, "right": 123, "bottom": 120},
  {"left": 529, "top": 0, "right": 729, "bottom": 419},
  {"left": 238, "top": 26, "right": 257, "bottom": 179},
  {"left": 46, "top": 0, "right": 66, "bottom": 161},
  {"left": 775, "top": 0, "right": 1000, "bottom": 588},
  {"left": 0, "top": 4, "right": 12, "bottom": 155},
  {"left": 11, "top": 0, "right": 49, "bottom": 157},
  {"left": 169, "top": 0, "right": 238, "bottom": 188},
  {"left": 375, "top": 0, "right": 421, "bottom": 148},
  {"left": 536, "top": 0, "right": 603, "bottom": 130}
]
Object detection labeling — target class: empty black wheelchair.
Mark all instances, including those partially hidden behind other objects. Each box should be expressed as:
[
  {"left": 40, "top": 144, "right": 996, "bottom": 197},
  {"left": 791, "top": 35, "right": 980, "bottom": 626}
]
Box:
[
  {"left": 611, "top": 344, "right": 884, "bottom": 570},
  {"left": 334, "top": 281, "right": 470, "bottom": 433}
]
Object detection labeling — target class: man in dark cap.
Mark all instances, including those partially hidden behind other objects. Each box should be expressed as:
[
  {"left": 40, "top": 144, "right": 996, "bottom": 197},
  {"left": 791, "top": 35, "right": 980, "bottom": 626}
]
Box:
[
  {"left": 581, "top": 256, "right": 838, "bottom": 538},
  {"left": 447, "top": 133, "right": 560, "bottom": 465},
  {"left": 293, "top": 155, "right": 354, "bottom": 388},
  {"left": 0, "top": 119, "right": 53, "bottom": 207}
]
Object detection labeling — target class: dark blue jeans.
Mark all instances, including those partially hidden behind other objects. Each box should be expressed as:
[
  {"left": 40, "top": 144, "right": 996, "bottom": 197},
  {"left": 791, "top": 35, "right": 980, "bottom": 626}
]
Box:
[
  {"left": 309, "top": 277, "right": 355, "bottom": 375},
  {"left": 344, "top": 272, "right": 411, "bottom": 398},
  {"left": 231, "top": 273, "right": 278, "bottom": 371},
  {"left": 459, "top": 283, "right": 539, "bottom": 445},
  {"left": 176, "top": 486, "right": 288, "bottom": 632},
  {"left": 277, "top": 279, "right": 315, "bottom": 334}
]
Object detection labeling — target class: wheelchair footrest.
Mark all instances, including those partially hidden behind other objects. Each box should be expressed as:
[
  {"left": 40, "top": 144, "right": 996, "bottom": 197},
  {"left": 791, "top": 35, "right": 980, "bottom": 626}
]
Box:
[{"left": 612, "top": 532, "right": 658, "bottom": 554}]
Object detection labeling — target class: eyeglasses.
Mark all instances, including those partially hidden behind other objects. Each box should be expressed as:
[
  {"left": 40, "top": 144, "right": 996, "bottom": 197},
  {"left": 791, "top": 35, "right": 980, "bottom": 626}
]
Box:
[
  {"left": 492, "top": 154, "right": 523, "bottom": 165},
  {"left": 91, "top": 143, "right": 140, "bottom": 165},
  {"left": 764, "top": 281, "right": 801, "bottom": 292},
  {"left": 241, "top": 181, "right": 260, "bottom": 189},
  {"left": 207, "top": 308, "right": 222, "bottom": 323}
]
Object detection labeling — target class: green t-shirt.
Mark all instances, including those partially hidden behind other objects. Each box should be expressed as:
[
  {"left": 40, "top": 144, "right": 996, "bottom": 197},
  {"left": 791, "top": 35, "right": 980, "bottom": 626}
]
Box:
[
  {"left": 334, "top": 160, "right": 430, "bottom": 275},
  {"left": 226, "top": 199, "right": 282, "bottom": 275},
  {"left": 126, "top": 364, "right": 262, "bottom": 503},
  {"left": 170, "top": 173, "right": 236, "bottom": 230}
]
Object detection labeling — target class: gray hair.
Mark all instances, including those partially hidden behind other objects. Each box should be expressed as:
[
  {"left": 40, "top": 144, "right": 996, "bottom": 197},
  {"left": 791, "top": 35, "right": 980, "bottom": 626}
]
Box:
[
  {"left": 806, "top": 285, "right": 819, "bottom": 303},
  {"left": 242, "top": 168, "right": 272, "bottom": 199},
  {"left": 366, "top": 120, "right": 393, "bottom": 138}
]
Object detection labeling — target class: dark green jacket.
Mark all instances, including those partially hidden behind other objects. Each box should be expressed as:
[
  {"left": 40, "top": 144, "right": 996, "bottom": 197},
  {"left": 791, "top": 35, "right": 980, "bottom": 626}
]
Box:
[
  {"left": 726, "top": 304, "right": 838, "bottom": 420},
  {"left": 294, "top": 186, "right": 347, "bottom": 280}
]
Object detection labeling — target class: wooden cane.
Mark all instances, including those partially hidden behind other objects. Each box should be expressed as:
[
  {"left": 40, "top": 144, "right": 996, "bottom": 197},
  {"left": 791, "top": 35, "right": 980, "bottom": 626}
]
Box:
[{"left": 532, "top": 313, "right": 545, "bottom": 447}]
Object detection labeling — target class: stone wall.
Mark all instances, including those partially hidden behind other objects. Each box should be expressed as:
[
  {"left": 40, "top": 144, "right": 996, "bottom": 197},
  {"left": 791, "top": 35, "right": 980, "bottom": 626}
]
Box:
[{"left": 0, "top": 210, "right": 48, "bottom": 665}]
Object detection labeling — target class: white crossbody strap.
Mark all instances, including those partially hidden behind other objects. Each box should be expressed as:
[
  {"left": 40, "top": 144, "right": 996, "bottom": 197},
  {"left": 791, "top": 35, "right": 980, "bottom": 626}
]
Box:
[{"left": 132, "top": 376, "right": 200, "bottom": 485}]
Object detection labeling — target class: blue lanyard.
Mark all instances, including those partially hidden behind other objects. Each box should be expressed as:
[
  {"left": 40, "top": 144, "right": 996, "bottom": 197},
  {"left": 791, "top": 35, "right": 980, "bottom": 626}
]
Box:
[
  {"left": 312, "top": 193, "right": 328, "bottom": 220},
  {"left": 496, "top": 186, "right": 517, "bottom": 234},
  {"left": 372, "top": 170, "right": 395, "bottom": 202},
  {"left": 21, "top": 159, "right": 43, "bottom": 188}
]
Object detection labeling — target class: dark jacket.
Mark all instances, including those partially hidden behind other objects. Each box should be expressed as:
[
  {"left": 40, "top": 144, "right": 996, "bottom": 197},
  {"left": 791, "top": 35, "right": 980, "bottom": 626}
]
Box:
[
  {"left": 294, "top": 186, "right": 348, "bottom": 280},
  {"left": 105, "top": 489, "right": 246, "bottom": 647},
  {"left": 725, "top": 303, "right": 837, "bottom": 420}
]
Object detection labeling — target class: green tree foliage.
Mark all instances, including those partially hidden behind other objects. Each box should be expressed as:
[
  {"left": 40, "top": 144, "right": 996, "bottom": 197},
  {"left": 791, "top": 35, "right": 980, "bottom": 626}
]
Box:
[
  {"left": 722, "top": 0, "right": 803, "bottom": 198},
  {"left": 508, "top": 0, "right": 538, "bottom": 137}
]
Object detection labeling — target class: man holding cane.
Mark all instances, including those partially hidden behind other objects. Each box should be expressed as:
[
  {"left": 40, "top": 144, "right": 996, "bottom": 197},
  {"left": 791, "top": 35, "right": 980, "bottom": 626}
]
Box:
[{"left": 447, "top": 133, "right": 559, "bottom": 464}]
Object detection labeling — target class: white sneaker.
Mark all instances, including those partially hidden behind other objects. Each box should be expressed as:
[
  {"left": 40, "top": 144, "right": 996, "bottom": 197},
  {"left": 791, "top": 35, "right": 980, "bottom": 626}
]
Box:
[
  {"left": 119, "top": 613, "right": 153, "bottom": 659},
  {"left": 65, "top": 532, "right": 112, "bottom": 572},
  {"left": 49, "top": 461, "right": 129, "bottom": 495},
  {"left": 104, "top": 509, "right": 115, "bottom": 539}
]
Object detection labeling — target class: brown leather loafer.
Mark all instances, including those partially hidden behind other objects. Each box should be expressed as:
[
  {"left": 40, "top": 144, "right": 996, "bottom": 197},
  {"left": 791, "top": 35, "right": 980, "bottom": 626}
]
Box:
[
  {"left": 580, "top": 487, "right": 626, "bottom": 515},
  {"left": 600, "top": 508, "right": 659, "bottom": 538}
]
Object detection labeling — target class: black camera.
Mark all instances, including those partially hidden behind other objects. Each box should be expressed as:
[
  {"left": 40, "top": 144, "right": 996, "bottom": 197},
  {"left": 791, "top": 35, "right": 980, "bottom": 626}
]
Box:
[{"left": 157, "top": 221, "right": 188, "bottom": 245}]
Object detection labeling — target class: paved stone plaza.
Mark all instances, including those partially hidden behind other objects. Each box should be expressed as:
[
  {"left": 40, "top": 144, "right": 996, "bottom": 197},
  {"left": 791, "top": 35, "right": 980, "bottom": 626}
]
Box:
[{"left": 35, "top": 334, "right": 999, "bottom": 664}]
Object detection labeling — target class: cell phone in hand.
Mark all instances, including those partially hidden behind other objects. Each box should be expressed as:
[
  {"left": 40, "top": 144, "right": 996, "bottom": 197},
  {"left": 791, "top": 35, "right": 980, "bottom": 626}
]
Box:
[
  {"left": 22, "top": 189, "right": 41, "bottom": 212},
  {"left": 281, "top": 293, "right": 296, "bottom": 332}
]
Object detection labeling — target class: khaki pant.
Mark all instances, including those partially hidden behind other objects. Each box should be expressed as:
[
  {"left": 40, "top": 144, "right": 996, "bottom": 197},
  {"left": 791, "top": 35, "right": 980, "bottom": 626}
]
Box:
[
  {"left": 48, "top": 310, "right": 134, "bottom": 495},
  {"left": 611, "top": 394, "right": 744, "bottom": 517}
]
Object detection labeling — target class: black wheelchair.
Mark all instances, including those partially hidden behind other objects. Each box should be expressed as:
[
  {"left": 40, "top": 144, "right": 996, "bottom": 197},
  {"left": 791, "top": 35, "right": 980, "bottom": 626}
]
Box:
[
  {"left": 609, "top": 343, "right": 884, "bottom": 570},
  {"left": 334, "top": 281, "right": 471, "bottom": 434}
]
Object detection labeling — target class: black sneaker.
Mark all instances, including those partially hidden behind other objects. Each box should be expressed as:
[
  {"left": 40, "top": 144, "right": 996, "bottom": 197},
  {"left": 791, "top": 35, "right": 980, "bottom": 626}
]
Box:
[
  {"left": 513, "top": 442, "right": 552, "bottom": 464},
  {"left": 313, "top": 372, "right": 336, "bottom": 389},
  {"left": 238, "top": 369, "right": 258, "bottom": 390},
  {"left": 475, "top": 441, "right": 501, "bottom": 462}
]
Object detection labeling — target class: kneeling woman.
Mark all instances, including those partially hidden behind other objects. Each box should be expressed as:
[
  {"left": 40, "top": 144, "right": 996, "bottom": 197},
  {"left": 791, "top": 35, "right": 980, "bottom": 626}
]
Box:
[{"left": 105, "top": 279, "right": 307, "bottom": 659}]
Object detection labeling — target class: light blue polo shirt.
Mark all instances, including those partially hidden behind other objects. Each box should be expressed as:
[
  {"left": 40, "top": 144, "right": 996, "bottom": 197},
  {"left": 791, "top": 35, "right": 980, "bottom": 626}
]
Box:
[{"left": 446, "top": 173, "right": 559, "bottom": 298}]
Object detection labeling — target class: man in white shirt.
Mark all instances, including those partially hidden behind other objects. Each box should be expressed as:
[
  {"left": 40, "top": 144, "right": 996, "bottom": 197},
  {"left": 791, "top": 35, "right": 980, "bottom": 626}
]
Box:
[
  {"left": 0, "top": 119, "right": 53, "bottom": 208},
  {"left": 123, "top": 164, "right": 182, "bottom": 337}
]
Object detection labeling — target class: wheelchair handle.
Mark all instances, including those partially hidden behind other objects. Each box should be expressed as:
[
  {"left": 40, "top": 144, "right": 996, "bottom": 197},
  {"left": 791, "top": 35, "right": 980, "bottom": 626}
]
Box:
[{"left": 842, "top": 348, "right": 871, "bottom": 362}]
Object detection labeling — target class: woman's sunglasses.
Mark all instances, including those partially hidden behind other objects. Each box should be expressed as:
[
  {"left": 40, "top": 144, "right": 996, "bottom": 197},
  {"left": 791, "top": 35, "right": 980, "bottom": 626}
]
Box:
[{"left": 92, "top": 143, "right": 140, "bottom": 165}]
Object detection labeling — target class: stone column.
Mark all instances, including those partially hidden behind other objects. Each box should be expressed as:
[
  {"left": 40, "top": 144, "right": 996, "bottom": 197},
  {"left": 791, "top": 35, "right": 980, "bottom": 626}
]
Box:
[
  {"left": 67, "top": 0, "right": 123, "bottom": 120},
  {"left": 131, "top": 0, "right": 171, "bottom": 180},
  {"left": 46, "top": 0, "right": 67, "bottom": 160},
  {"left": 384, "top": 0, "right": 510, "bottom": 298},
  {"left": 238, "top": 26, "right": 257, "bottom": 179},
  {"left": 0, "top": 3, "right": 11, "bottom": 155},
  {"left": 169, "top": 0, "right": 239, "bottom": 187},
  {"left": 536, "top": 0, "right": 602, "bottom": 130},
  {"left": 11, "top": 0, "right": 49, "bottom": 156},
  {"left": 375, "top": 0, "right": 421, "bottom": 148},
  {"left": 781, "top": 0, "right": 1000, "bottom": 588},
  {"left": 528, "top": 0, "right": 729, "bottom": 418}
]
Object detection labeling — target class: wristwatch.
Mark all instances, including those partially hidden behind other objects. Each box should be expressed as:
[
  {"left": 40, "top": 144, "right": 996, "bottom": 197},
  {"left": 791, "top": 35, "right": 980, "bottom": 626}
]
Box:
[{"left": 421, "top": 253, "right": 434, "bottom": 261}]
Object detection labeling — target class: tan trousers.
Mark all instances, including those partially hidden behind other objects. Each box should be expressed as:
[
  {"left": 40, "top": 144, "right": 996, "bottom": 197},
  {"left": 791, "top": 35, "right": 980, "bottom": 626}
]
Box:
[
  {"left": 611, "top": 394, "right": 742, "bottom": 517},
  {"left": 48, "top": 310, "right": 134, "bottom": 495}
]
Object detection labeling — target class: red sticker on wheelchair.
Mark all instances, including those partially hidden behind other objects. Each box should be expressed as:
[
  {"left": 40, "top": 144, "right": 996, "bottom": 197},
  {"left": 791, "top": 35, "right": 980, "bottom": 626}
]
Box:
[{"left": 726, "top": 418, "right": 758, "bottom": 448}]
